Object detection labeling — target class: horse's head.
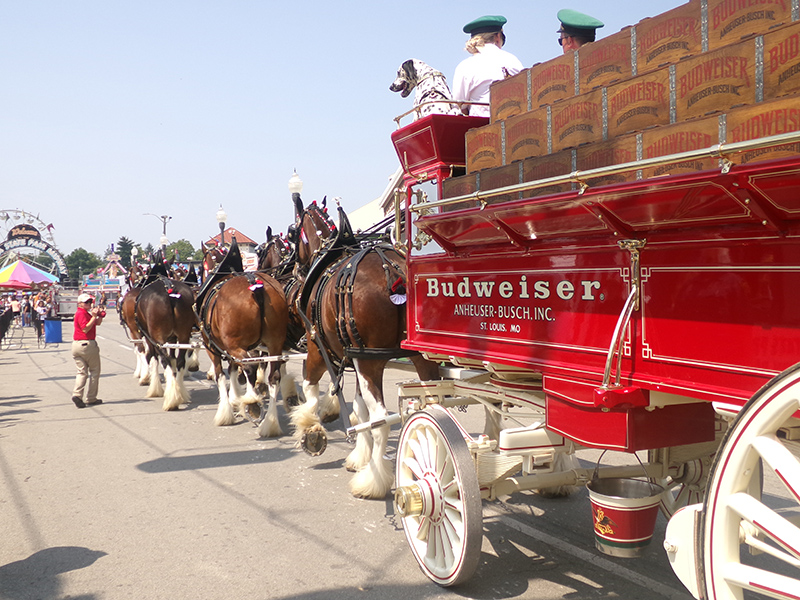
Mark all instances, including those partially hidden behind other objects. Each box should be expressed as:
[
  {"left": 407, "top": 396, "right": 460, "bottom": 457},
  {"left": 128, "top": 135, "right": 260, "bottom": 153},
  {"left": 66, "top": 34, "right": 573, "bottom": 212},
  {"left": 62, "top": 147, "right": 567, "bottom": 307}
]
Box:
[
  {"left": 293, "top": 198, "right": 337, "bottom": 271},
  {"left": 257, "top": 227, "right": 293, "bottom": 275},
  {"left": 202, "top": 242, "right": 227, "bottom": 279}
]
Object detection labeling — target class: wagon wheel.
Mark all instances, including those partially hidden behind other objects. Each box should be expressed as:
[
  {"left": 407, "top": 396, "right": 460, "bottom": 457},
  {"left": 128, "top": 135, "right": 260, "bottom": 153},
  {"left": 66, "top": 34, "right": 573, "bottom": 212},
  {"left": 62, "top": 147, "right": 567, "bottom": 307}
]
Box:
[
  {"left": 394, "top": 407, "right": 482, "bottom": 587},
  {"left": 700, "top": 363, "right": 800, "bottom": 600},
  {"left": 648, "top": 417, "right": 728, "bottom": 518}
]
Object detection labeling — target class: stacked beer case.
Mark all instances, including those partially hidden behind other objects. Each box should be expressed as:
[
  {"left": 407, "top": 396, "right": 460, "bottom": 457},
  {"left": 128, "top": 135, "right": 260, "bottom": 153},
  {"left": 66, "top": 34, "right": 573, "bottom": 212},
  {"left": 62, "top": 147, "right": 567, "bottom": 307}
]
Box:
[{"left": 444, "top": 0, "right": 800, "bottom": 203}]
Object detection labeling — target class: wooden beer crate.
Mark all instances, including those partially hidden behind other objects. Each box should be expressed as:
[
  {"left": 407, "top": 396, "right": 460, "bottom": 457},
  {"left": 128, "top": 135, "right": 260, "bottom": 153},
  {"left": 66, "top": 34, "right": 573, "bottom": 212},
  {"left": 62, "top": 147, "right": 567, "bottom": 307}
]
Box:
[
  {"left": 636, "top": 0, "right": 703, "bottom": 74},
  {"left": 579, "top": 27, "right": 633, "bottom": 91},
  {"left": 490, "top": 69, "right": 529, "bottom": 122},
  {"left": 675, "top": 38, "right": 756, "bottom": 120},
  {"left": 576, "top": 134, "right": 639, "bottom": 187},
  {"left": 521, "top": 148, "right": 575, "bottom": 197},
  {"left": 504, "top": 107, "right": 549, "bottom": 163},
  {"left": 551, "top": 88, "right": 604, "bottom": 151},
  {"left": 442, "top": 172, "right": 478, "bottom": 199},
  {"left": 466, "top": 121, "right": 503, "bottom": 172},
  {"left": 441, "top": 172, "right": 478, "bottom": 211},
  {"left": 763, "top": 21, "right": 800, "bottom": 101},
  {"left": 640, "top": 114, "right": 720, "bottom": 178},
  {"left": 606, "top": 67, "right": 672, "bottom": 139},
  {"left": 480, "top": 163, "right": 522, "bottom": 205},
  {"left": 726, "top": 95, "right": 800, "bottom": 165},
  {"left": 529, "top": 53, "right": 575, "bottom": 107},
  {"left": 707, "top": 0, "right": 793, "bottom": 51}
]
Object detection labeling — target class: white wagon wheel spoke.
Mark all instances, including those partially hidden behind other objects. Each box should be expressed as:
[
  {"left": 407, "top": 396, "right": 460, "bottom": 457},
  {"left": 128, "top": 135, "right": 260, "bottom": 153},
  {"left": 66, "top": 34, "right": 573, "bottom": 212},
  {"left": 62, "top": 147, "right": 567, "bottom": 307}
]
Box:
[
  {"left": 701, "top": 364, "right": 800, "bottom": 600},
  {"left": 395, "top": 407, "right": 482, "bottom": 587}
]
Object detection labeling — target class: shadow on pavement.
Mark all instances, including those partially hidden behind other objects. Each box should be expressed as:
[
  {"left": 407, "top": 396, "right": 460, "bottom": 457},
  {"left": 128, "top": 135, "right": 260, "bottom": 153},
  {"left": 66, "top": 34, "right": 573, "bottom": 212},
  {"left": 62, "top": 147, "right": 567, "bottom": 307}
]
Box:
[
  {"left": 0, "top": 546, "right": 106, "bottom": 600},
  {"left": 137, "top": 446, "right": 296, "bottom": 473}
]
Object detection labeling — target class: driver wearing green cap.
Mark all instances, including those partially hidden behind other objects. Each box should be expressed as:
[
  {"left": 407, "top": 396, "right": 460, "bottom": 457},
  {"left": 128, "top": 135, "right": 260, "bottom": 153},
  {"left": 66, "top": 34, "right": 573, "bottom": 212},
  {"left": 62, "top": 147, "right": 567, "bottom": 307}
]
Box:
[
  {"left": 557, "top": 9, "right": 604, "bottom": 53},
  {"left": 452, "top": 15, "right": 523, "bottom": 116}
]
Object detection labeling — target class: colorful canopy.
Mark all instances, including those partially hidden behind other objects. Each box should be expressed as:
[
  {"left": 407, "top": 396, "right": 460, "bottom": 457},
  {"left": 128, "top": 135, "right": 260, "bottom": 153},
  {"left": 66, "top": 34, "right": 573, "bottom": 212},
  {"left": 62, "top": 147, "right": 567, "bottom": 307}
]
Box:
[
  {"left": 0, "top": 279, "right": 32, "bottom": 290},
  {"left": 0, "top": 260, "right": 59, "bottom": 287}
]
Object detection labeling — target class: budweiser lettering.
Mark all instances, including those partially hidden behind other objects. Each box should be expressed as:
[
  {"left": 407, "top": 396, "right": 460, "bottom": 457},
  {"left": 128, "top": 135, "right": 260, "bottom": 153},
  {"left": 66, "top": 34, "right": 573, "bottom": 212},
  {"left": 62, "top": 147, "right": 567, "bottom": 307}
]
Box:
[
  {"left": 467, "top": 132, "right": 500, "bottom": 155},
  {"left": 532, "top": 63, "right": 572, "bottom": 91},
  {"left": 554, "top": 102, "right": 600, "bottom": 131},
  {"left": 711, "top": 0, "right": 786, "bottom": 31},
  {"left": 425, "top": 275, "right": 601, "bottom": 301},
  {"left": 645, "top": 131, "right": 714, "bottom": 158},
  {"left": 728, "top": 108, "right": 800, "bottom": 141},
  {"left": 639, "top": 17, "right": 699, "bottom": 54},
  {"left": 767, "top": 32, "right": 800, "bottom": 74},
  {"left": 608, "top": 81, "right": 667, "bottom": 118}
]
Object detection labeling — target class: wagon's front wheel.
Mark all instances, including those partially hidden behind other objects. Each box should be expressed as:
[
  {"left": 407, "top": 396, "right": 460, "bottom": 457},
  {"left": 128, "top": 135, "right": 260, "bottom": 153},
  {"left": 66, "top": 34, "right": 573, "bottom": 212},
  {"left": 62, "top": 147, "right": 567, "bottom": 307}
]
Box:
[
  {"left": 394, "top": 406, "right": 482, "bottom": 587},
  {"left": 700, "top": 364, "right": 800, "bottom": 600}
]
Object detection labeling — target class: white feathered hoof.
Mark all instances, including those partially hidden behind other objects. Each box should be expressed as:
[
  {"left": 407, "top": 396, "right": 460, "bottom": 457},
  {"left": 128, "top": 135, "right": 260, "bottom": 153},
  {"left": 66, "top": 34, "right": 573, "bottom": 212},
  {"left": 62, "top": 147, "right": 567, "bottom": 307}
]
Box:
[
  {"left": 213, "top": 399, "right": 236, "bottom": 427},
  {"left": 146, "top": 376, "right": 164, "bottom": 398},
  {"left": 290, "top": 403, "right": 321, "bottom": 443},
  {"left": 186, "top": 350, "right": 200, "bottom": 372},
  {"left": 349, "top": 457, "right": 394, "bottom": 499},
  {"left": 258, "top": 404, "right": 283, "bottom": 438},
  {"left": 319, "top": 392, "right": 341, "bottom": 424},
  {"left": 300, "top": 425, "right": 327, "bottom": 456}
]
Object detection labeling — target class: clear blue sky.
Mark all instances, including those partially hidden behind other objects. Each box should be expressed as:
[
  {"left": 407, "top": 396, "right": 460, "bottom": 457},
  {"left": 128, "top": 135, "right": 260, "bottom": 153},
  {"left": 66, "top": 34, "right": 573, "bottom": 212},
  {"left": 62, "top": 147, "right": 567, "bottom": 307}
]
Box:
[{"left": 2, "top": 0, "right": 681, "bottom": 256}]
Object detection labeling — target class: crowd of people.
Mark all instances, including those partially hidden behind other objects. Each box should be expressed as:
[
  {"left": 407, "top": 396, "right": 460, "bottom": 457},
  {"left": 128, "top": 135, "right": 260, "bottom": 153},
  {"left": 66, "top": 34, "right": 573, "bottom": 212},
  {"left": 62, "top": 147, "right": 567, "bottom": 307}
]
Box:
[
  {"left": 0, "top": 291, "right": 54, "bottom": 328},
  {"left": 452, "top": 9, "right": 604, "bottom": 115}
]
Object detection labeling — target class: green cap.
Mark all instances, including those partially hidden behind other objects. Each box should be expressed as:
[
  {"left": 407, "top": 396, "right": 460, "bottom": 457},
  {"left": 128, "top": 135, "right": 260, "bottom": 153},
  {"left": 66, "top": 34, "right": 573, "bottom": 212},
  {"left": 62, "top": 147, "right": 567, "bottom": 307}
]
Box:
[
  {"left": 463, "top": 15, "right": 507, "bottom": 35},
  {"left": 557, "top": 9, "right": 604, "bottom": 40}
]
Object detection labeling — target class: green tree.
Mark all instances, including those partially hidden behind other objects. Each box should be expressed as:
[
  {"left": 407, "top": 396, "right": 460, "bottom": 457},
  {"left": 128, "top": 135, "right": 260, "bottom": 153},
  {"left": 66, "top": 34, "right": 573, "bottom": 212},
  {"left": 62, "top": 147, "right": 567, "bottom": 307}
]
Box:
[
  {"left": 165, "top": 239, "right": 196, "bottom": 262},
  {"left": 116, "top": 236, "right": 136, "bottom": 268},
  {"left": 65, "top": 248, "right": 102, "bottom": 280}
]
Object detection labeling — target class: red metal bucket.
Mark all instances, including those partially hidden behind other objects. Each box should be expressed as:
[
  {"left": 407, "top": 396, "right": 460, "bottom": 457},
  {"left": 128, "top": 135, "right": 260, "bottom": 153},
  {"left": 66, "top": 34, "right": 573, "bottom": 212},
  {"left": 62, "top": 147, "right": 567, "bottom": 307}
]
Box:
[{"left": 586, "top": 478, "right": 664, "bottom": 558}]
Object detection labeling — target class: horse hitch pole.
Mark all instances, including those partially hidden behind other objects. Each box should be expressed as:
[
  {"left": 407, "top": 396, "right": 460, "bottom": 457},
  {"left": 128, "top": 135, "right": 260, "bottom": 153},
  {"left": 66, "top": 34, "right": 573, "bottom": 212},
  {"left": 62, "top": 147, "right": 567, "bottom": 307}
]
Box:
[{"left": 345, "top": 412, "right": 403, "bottom": 442}]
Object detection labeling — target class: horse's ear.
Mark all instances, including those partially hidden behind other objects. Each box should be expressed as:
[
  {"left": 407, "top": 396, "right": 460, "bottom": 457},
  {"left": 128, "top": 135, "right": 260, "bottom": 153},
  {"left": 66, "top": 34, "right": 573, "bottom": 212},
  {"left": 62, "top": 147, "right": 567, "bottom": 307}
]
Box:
[
  {"left": 321, "top": 196, "right": 327, "bottom": 209},
  {"left": 266, "top": 226, "right": 272, "bottom": 241},
  {"left": 402, "top": 59, "right": 416, "bottom": 82}
]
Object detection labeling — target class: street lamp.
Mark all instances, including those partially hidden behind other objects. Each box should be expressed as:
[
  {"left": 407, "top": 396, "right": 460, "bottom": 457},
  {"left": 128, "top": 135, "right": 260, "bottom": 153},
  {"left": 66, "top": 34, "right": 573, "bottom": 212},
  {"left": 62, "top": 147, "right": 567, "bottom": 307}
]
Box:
[
  {"left": 131, "top": 245, "right": 139, "bottom": 267},
  {"left": 288, "top": 170, "right": 303, "bottom": 201},
  {"left": 144, "top": 213, "right": 172, "bottom": 254},
  {"left": 215, "top": 205, "right": 228, "bottom": 246}
]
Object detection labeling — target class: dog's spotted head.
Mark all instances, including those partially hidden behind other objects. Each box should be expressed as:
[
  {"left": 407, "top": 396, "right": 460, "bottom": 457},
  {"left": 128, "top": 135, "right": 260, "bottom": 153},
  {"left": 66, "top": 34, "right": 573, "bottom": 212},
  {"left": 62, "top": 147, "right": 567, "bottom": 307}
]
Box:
[{"left": 389, "top": 59, "right": 419, "bottom": 98}]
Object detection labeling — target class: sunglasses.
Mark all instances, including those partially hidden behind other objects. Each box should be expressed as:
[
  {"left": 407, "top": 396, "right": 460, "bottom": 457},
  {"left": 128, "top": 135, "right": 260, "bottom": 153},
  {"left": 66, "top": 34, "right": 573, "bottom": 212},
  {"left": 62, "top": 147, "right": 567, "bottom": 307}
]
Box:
[{"left": 558, "top": 36, "right": 570, "bottom": 46}]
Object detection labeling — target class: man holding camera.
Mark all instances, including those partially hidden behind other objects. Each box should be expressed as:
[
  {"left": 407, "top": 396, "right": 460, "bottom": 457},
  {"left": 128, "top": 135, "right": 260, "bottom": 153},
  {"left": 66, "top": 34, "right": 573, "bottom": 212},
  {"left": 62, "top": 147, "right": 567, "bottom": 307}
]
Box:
[{"left": 71, "top": 293, "right": 105, "bottom": 408}]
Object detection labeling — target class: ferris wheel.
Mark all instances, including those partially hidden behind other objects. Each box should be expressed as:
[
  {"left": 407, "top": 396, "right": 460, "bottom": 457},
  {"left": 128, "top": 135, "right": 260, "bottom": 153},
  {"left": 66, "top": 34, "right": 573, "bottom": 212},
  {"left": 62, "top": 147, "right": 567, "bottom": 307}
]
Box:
[{"left": 0, "top": 209, "right": 63, "bottom": 272}]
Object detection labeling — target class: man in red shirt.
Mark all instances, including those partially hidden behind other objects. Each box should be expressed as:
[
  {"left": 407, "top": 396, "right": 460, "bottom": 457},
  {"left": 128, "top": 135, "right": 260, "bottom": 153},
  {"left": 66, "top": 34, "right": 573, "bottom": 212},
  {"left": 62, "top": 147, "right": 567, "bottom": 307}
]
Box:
[{"left": 71, "top": 293, "right": 105, "bottom": 408}]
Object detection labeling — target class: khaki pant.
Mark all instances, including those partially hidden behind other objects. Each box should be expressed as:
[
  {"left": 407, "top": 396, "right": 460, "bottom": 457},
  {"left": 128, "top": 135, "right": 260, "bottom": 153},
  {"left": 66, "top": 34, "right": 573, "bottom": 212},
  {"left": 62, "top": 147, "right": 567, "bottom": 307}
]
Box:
[{"left": 72, "top": 340, "right": 101, "bottom": 402}]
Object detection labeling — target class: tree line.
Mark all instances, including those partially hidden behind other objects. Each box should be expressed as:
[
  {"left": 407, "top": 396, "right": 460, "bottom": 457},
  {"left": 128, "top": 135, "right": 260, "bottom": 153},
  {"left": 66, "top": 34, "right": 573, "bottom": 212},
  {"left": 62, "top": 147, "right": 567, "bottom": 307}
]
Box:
[{"left": 62, "top": 236, "right": 205, "bottom": 280}]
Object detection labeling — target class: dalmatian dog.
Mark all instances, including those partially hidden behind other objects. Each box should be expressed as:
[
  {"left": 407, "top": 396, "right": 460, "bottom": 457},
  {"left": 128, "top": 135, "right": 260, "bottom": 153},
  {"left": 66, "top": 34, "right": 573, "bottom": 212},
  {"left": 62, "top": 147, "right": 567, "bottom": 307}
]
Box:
[{"left": 389, "top": 59, "right": 461, "bottom": 118}]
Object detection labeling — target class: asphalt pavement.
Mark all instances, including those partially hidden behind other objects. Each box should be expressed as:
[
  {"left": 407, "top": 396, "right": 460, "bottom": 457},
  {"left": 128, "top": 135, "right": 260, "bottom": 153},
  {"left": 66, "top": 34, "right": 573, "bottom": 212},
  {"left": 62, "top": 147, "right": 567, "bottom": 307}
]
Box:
[{"left": 0, "top": 318, "right": 695, "bottom": 600}]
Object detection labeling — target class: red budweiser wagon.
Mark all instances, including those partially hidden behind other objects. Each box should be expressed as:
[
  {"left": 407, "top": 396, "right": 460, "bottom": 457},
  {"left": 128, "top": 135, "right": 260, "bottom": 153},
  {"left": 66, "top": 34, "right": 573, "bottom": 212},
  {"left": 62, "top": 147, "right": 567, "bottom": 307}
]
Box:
[{"left": 384, "top": 7, "right": 800, "bottom": 596}]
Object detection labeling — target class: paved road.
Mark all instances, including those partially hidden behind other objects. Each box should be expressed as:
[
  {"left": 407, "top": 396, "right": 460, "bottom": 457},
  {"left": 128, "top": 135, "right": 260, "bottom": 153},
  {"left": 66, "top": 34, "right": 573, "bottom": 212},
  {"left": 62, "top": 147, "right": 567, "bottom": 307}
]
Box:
[{"left": 0, "top": 319, "right": 695, "bottom": 600}]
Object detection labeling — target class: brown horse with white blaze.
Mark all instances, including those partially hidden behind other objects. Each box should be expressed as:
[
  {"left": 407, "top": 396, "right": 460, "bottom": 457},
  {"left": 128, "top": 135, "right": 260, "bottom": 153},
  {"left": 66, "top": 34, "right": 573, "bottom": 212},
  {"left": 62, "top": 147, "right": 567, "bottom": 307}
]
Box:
[
  {"left": 197, "top": 242, "right": 294, "bottom": 437},
  {"left": 291, "top": 198, "right": 440, "bottom": 499}
]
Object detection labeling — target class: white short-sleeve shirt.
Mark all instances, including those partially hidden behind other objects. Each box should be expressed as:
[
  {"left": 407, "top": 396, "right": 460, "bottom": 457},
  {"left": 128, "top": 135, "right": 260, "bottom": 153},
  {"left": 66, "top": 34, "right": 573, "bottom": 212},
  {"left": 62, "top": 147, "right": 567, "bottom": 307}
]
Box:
[{"left": 452, "top": 43, "right": 524, "bottom": 117}]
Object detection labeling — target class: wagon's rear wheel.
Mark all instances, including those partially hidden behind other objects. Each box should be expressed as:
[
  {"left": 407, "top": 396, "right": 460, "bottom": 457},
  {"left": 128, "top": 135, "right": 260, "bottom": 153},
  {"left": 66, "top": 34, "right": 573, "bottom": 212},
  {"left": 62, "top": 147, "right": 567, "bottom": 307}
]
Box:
[
  {"left": 700, "top": 364, "right": 800, "bottom": 600},
  {"left": 394, "top": 407, "right": 482, "bottom": 587}
]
